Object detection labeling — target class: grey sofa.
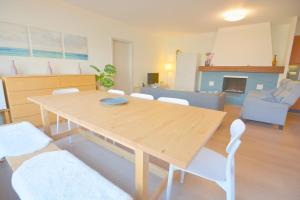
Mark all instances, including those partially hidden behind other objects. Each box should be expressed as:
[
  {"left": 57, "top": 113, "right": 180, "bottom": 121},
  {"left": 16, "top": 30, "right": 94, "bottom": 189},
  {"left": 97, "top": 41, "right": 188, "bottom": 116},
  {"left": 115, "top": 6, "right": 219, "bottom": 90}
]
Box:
[
  {"left": 241, "top": 79, "right": 300, "bottom": 128},
  {"left": 140, "top": 87, "right": 225, "bottom": 110}
]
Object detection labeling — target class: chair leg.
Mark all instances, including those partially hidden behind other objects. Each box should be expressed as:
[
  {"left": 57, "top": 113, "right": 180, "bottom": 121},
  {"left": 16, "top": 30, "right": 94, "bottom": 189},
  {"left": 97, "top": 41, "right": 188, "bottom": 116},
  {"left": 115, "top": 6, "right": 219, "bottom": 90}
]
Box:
[
  {"left": 180, "top": 171, "right": 185, "bottom": 184},
  {"left": 68, "top": 136, "right": 72, "bottom": 144},
  {"left": 226, "top": 189, "right": 234, "bottom": 200},
  {"left": 56, "top": 115, "right": 60, "bottom": 134},
  {"left": 67, "top": 120, "right": 71, "bottom": 130},
  {"left": 67, "top": 120, "right": 72, "bottom": 144},
  {"left": 226, "top": 174, "right": 235, "bottom": 200},
  {"left": 165, "top": 165, "right": 175, "bottom": 200}
]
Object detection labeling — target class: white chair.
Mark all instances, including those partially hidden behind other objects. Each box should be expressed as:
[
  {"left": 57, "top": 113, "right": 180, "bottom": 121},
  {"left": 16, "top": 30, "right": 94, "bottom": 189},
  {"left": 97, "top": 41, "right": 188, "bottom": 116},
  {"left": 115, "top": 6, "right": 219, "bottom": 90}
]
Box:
[
  {"left": 130, "top": 93, "right": 154, "bottom": 100},
  {"left": 157, "top": 97, "right": 189, "bottom": 106},
  {"left": 52, "top": 88, "right": 79, "bottom": 142},
  {"left": 108, "top": 89, "right": 125, "bottom": 95},
  {"left": 165, "top": 119, "right": 246, "bottom": 200}
]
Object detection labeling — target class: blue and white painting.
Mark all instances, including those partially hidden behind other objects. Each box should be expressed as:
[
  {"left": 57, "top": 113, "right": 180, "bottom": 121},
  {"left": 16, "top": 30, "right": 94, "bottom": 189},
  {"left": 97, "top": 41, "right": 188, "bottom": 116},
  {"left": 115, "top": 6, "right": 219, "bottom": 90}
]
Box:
[
  {"left": 0, "top": 21, "right": 30, "bottom": 56},
  {"left": 0, "top": 22, "right": 88, "bottom": 60},
  {"left": 30, "top": 27, "right": 63, "bottom": 58},
  {"left": 64, "top": 33, "right": 88, "bottom": 60}
]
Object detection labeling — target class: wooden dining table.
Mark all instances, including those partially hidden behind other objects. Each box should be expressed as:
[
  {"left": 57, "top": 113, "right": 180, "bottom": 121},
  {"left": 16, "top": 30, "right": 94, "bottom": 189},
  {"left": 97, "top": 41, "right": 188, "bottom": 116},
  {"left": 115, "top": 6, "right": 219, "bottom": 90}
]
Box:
[{"left": 28, "top": 90, "right": 226, "bottom": 200}]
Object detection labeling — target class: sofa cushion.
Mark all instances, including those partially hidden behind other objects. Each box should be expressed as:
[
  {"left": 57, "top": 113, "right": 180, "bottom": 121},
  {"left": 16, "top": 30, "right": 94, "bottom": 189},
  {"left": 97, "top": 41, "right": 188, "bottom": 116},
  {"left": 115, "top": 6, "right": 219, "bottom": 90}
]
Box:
[
  {"left": 281, "top": 81, "right": 300, "bottom": 106},
  {"left": 262, "top": 96, "right": 278, "bottom": 103},
  {"left": 279, "top": 79, "right": 292, "bottom": 88},
  {"left": 272, "top": 79, "right": 292, "bottom": 101}
]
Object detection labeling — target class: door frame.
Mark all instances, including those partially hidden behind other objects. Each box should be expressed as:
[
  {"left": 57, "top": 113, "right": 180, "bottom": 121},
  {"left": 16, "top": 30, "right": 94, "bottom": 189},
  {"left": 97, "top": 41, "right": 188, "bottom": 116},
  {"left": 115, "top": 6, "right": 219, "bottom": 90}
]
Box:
[{"left": 110, "top": 37, "right": 134, "bottom": 94}]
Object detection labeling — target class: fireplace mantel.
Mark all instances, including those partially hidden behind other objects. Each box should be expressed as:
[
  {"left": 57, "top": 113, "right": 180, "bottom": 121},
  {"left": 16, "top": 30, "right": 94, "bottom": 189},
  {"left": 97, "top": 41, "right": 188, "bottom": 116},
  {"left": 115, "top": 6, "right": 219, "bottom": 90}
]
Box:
[{"left": 198, "top": 66, "right": 285, "bottom": 73}]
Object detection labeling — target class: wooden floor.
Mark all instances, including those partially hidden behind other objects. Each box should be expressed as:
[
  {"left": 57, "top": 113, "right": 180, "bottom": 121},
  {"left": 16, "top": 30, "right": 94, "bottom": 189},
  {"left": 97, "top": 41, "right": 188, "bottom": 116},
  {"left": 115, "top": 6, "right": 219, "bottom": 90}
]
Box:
[{"left": 158, "top": 105, "right": 300, "bottom": 200}]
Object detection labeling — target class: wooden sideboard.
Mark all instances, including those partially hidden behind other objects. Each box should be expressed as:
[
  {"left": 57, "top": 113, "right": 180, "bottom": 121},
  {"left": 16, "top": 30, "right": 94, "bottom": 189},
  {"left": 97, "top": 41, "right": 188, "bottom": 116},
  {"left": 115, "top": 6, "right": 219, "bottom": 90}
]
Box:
[{"left": 2, "top": 74, "right": 96, "bottom": 126}]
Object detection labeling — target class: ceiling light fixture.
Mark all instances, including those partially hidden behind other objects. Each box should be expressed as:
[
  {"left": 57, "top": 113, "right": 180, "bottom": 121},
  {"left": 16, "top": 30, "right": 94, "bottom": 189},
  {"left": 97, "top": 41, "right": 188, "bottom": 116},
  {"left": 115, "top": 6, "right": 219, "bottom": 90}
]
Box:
[{"left": 224, "top": 9, "right": 247, "bottom": 22}]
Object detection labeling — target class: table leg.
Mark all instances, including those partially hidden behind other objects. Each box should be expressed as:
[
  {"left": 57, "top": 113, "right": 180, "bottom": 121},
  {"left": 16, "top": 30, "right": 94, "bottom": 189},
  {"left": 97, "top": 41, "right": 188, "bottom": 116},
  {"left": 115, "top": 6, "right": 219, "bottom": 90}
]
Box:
[
  {"left": 40, "top": 106, "right": 51, "bottom": 135},
  {"left": 3, "top": 110, "right": 11, "bottom": 124},
  {"left": 135, "top": 149, "right": 149, "bottom": 200}
]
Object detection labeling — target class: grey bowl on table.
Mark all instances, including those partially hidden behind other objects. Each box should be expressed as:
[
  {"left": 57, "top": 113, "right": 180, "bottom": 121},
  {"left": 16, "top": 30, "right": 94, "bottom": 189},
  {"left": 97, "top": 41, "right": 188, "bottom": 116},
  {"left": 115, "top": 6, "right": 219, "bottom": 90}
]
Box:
[{"left": 100, "top": 97, "right": 128, "bottom": 105}]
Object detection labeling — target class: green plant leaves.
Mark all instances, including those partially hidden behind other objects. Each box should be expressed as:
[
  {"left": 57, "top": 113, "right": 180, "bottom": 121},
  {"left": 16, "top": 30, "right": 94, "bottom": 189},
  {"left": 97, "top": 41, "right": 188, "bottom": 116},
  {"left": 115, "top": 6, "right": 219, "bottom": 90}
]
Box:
[
  {"left": 89, "top": 65, "right": 101, "bottom": 73},
  {"left": 90, "top": 64, "right": 116, "bottom": 88},
  {"left": 101, "top": 77, "right": 114, "bottom": 88},
  {"left": 104, "top": 64, "right": 116, "bottom": 75}
]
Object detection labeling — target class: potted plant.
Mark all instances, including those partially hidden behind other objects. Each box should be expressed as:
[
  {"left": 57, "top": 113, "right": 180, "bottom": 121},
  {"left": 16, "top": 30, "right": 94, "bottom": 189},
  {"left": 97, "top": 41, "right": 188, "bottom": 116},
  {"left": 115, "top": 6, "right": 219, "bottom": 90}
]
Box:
[{"left": 90, "top": 64, "right": 117, "bottom": 90}]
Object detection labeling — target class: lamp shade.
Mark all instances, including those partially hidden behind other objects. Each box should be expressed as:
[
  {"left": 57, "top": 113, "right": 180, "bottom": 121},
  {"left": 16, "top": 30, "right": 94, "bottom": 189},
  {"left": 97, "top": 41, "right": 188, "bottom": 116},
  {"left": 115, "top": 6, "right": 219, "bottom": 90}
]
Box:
[{"left": 164, "top": 63, "right": 173, "bottom": 71}]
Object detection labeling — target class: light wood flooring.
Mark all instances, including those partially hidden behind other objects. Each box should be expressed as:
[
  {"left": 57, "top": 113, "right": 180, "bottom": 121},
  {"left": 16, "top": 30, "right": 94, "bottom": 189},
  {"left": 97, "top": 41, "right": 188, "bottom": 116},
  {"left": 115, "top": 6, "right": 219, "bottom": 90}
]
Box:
[{"left": 158, "top": 105, "right": 300, "bottom": 200}]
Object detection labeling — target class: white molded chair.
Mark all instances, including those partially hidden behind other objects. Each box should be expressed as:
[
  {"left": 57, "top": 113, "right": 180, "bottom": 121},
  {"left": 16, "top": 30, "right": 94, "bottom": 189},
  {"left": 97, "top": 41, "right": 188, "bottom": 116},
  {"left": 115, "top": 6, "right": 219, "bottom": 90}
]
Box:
[
  {"left": 52, "top": 88, "right": 79, "bottom": 95},
  {"left": 157, "top": 97, "right": 189, "bottom": 106},
  {"left": 165, "top": 119, "right": 246, "bottom": 200},
  {"left": 52, "top": 88, "right": 79, "bottom": 142},
  {"left": 130, "top": 93, "right": 154, "bottom": 100},
  {"left": 108, "top": 89, "right": 125, "bottom": 95}
]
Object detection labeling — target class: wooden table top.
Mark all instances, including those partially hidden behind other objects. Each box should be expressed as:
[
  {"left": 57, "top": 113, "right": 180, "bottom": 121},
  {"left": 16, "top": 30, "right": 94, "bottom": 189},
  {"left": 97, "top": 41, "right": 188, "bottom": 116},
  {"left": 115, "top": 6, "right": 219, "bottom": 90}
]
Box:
[{"left": 29, "top": 91, "right": 226, "bottom": 168}]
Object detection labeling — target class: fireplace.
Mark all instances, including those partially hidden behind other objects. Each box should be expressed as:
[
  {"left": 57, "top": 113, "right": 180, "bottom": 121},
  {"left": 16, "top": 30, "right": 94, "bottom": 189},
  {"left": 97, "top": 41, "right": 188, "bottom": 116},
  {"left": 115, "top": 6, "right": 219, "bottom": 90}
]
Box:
[{"left": 222, "top": 76, "right": 247, "bottom": 94}]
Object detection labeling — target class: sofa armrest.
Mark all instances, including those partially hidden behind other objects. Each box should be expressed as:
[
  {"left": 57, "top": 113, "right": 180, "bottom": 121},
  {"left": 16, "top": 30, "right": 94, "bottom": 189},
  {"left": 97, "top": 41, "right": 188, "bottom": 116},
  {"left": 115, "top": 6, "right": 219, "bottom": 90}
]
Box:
[
  {"left": 217, "top": 92, "right": 225, "bottom": 111},
  {"left": 241, "top": 96, "right": 289, "bottom": 125}
]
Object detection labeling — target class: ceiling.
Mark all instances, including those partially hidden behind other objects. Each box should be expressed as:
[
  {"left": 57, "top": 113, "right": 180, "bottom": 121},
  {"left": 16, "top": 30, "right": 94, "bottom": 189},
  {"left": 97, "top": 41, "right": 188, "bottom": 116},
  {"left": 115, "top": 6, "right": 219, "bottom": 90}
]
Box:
[{"left": 64, "top": 0, "right": 300, "bottom": 33}]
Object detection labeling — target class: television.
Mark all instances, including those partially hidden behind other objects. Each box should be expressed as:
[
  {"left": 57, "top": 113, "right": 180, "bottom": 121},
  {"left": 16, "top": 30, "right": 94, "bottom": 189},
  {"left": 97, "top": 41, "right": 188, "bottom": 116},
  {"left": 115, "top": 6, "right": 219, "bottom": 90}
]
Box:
[{"left": 147, "top": 73, "right": 159, "bottom": 85}]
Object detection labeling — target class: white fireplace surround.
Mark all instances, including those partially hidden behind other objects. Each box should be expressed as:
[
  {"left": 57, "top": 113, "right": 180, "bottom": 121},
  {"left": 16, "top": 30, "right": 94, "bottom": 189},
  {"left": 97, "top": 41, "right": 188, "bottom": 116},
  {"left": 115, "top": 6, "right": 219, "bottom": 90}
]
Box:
[
  {"left": 223, "top": 75, "right": 248, "bottom": 79},
  {"left": 222, "top": 75, "right": 248, "bottom": 94}
]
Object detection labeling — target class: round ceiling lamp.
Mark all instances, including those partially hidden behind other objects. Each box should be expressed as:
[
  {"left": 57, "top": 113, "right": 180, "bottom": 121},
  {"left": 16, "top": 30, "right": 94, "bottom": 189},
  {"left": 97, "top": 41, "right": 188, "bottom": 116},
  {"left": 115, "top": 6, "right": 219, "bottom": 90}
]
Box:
[{"left": 224, "top": 9, "right": 247, "bottom": 22}]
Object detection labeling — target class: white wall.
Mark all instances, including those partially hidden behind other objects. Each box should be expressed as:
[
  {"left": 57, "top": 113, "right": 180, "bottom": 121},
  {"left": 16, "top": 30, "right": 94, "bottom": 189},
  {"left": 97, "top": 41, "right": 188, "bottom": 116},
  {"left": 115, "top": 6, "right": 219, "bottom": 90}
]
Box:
[
  {"left": 163, "top": 32, "right": 216, "bottom": 64},
  {"left": 213, "top": 23, "right": 273, "bottom": 66},
  {"left": 163, "top": 22, "right": 294, "bottom": 88},
  {"left": 296, "top": 19, "right": 300, "bottom": 35},
  {"left": 271, "top": 23, "right": 290, "bottom": 66},
  {"left": 279, "top": 16, "right": 298, "bottom": 82},
  {"left": 162, "top": 32, "right": 216, "bottom": 88},
  {"left": 0, "top": 0, "right": 165, "bottom": 89}
]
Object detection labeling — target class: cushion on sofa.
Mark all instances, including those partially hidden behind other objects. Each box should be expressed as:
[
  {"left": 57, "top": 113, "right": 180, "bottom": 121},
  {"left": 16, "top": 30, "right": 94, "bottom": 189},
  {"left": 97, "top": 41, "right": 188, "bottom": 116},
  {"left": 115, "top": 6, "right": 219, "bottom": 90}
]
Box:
[
  {"left": 272, "top": 79, "right": 292, "bottom": 101},
  {"left": 262, "top": 96, "right": 278, "bottom": 103},
  {"left": 281, "top": 81, "right": 300, "bottom": 105}
]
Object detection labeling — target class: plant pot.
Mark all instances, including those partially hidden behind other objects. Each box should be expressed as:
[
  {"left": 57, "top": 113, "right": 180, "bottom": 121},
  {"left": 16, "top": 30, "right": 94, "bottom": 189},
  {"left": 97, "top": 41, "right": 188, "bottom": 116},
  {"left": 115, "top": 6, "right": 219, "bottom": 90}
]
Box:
[{"left": 96, "top": 84, "right": 109, "bottom": 91}]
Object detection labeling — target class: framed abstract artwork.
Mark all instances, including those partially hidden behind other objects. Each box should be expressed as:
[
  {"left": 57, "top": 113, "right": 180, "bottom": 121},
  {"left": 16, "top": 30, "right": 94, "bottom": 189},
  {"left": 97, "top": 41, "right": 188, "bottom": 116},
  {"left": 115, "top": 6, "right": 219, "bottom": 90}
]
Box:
[
  {"left": 30, "top": 27, "right": 63, "bottom": 58},
  {"left": 0, "top": 21, "right": 88, "bottom": 61},
  {"left": 0, "top": 21, "right": 30, "bottom": 56},
  {"left": 64, "top": 33, "right": 88, "bottom": 60}
]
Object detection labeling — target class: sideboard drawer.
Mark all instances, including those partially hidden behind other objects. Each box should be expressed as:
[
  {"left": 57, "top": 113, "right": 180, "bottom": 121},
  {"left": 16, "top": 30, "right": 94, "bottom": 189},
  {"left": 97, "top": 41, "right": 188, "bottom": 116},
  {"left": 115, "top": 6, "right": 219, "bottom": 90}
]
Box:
[{"left": 4, "top": 76, "right": 59, "bottom": 91}]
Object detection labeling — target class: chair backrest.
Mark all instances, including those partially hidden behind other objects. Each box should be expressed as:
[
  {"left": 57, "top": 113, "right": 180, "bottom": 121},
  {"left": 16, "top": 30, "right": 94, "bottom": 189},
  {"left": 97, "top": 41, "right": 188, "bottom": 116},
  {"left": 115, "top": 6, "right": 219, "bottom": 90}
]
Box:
[
  {"left": 225, "top": 119, "right": 246, "bottom": 182},
  {"left": 108, "top": 89, "right": 125, "bottom": 95},
  {"left": 130, "top": 93, "right": 154, "bottom": 100},
  {"left": 52, "top": 88, "right": 79, "bottom": 95},
  {"left": 157, "top": 97, "right": 189, "bottom": 106}
]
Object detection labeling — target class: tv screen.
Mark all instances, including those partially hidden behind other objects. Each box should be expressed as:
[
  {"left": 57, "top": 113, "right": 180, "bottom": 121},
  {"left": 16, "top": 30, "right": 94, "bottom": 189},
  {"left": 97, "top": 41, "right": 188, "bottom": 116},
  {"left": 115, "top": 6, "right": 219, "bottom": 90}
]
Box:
[{"left": 147, "top": 73, "right": 159, "bottom": 85}]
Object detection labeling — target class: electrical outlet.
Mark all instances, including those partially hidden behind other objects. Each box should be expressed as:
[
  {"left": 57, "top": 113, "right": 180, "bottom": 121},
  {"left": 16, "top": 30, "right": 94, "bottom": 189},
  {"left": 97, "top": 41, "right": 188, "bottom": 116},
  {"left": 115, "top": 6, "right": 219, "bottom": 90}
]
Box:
[
  {"left": 209, "top": 81, "right": 214, "bottom": 87},
  {"left": 256, "top": 84, "right": 263, "bottom": 90}
]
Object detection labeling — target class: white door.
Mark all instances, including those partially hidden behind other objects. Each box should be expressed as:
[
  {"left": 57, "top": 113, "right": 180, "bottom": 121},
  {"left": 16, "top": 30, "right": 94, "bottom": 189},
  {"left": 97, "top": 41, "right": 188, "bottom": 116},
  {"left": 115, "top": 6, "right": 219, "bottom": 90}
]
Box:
[
  {"left": 112, "top": 39, "right": 132, "bottom": 94},
  {"left": 175, "top": 53, "right": 200, "bottom": 91}
]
